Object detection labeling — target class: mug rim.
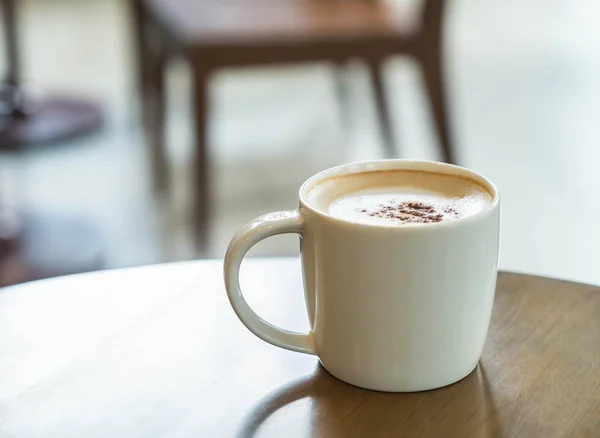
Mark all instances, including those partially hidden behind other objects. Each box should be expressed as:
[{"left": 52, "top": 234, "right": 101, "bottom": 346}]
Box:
[{"left": 298, "top": 159, "right": 500, "bottom": 229}]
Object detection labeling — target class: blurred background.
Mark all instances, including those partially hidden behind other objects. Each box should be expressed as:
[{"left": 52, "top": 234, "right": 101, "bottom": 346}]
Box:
[{"left": 1, "top": 0, "right": 599, "bottom": 287}]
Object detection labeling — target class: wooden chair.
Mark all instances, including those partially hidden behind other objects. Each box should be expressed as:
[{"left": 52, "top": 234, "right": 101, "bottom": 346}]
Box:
[{"left": 131, "top": 0, "right": 454, "bottom": 249}]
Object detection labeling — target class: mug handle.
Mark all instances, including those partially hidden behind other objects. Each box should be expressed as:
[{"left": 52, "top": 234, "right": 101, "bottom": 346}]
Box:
[{"left": 224, "top": 210, "right": 315, "bottom": 355}]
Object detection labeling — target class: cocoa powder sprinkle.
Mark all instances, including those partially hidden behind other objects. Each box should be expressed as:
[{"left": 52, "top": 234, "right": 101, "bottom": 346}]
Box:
[{"left": 358, "top": 201, "right": 457, "bottom": 224}]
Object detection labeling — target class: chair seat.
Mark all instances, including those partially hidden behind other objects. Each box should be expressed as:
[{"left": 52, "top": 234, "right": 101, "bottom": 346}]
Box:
[{"left": 144, "top": 0, "right": 417, "bottom": 48}]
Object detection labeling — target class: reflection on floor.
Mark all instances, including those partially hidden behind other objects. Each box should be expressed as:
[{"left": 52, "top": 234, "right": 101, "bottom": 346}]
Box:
[{"left": 2, "top": 0, "right": 600, "bottom": 285}]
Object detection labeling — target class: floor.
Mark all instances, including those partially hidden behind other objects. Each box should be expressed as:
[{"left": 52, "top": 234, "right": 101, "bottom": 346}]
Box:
[{"left": 2, "top": 0, "right": 600, "bottom": 285}]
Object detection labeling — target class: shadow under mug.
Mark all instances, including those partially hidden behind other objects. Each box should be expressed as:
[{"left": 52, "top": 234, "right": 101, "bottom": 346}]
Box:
[
  {"left": 237, "top": 363, "right": 503, "bottom": 438},
  {"left": 224, "top": 160, "right": 500, "bottom": 392}
]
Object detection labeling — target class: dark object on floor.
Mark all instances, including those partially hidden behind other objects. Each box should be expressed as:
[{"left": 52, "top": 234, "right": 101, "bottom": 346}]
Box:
[
  {"left": 0, "top": 212, "right": 104, "bottom": 287},
  {"left": 0, "top": 97, "right": 103, "bottom": 150},
  {"left": 131, "top": 0, "right": 456, "bottom": 250}
]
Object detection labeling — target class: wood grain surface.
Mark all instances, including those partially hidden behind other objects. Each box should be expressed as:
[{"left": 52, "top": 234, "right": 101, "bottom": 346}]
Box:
[{"left": 0, "top": 259, "right": 599, "bottom": 437}]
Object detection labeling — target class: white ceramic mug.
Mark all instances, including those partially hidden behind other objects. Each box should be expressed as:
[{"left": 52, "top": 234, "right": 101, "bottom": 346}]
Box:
[{"left": 224, "top": 160, "right": 500, "bottom": 392}]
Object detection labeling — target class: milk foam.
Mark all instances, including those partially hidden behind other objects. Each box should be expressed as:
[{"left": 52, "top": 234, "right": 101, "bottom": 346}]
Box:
[{"left": 306, "top": 170, "right": 492, "bottom": 226}]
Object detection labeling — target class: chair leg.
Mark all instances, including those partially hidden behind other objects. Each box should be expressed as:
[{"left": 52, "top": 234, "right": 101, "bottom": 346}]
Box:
[
  {"left": 418, "top": 50, "right": 455, "bottom": 164},
  {"left": 130, "top": 0, "right": 148, "bottom": 103},
  {"left": 146, "top": 45, "right": 168, "bottom": 193},
  {"left": 333, "top": 63, "right": 350, "bottom": 137},
  {"left": 132, "top": 1, "right": 169, "bottom": 193},
  {"left": 191, "top": 67, "right": 210, "bottom": 252},
  {"left": 366, "top": 60, "right": 397, "bottom": 158}
]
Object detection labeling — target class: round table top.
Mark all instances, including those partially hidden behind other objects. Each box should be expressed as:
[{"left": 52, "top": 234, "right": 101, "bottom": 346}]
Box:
[{"left": 1, "top": 258, "right": 599, "bottom": 437}]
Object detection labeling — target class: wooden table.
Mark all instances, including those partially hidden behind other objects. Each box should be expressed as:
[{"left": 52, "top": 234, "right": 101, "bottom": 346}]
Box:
[{"left": 1, "top": 259, "right": 599, "bottom": 437}]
